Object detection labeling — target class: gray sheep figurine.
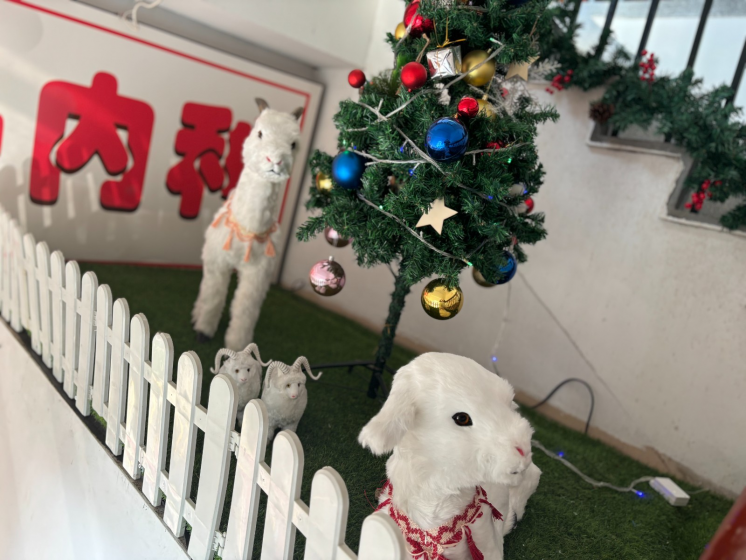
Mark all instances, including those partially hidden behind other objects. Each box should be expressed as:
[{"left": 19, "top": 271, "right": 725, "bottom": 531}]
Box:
[
  {"left": 211, "top": 343, "right": 263, "bottom": 427},
  {"left": 260, "top": 356, "right": 321, "bottom": 440}
]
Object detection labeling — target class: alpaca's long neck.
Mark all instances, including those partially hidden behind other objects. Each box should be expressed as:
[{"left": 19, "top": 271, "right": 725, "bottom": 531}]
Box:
[
  {"left": 386, "top": 448, "right": 474, "bottom": 530},
  {"left": 230, "top": 169, "right": 283, "bottom": 233}
]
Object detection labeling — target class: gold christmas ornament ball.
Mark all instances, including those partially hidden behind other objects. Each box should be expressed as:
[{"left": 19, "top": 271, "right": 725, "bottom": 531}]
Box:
[
  {"left": 473, "top": 268, "right": 496, "bottom": 288},
  {"left": 462, "top": 50, "right": 496, "bottom": 86},
  {"left": 394, "top": 21, "right": 407, "bottom": 40},
  {"left": 315, "top": 171, "right": 333, "bottom": 193},
  {"left": 421, "top": 279, "right": 464, "bottom": 320},
  {"left": 477, "top": 98, "right": 496, "bottom": 119}
]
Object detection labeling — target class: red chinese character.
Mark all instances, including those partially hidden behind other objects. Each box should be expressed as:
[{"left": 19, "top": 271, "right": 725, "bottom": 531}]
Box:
[
  {"left": 30, "top": 72, "right": 154, "bottom": 211},
  {"left": 166, "top": 103, "right": 250, "bottom": 219}
]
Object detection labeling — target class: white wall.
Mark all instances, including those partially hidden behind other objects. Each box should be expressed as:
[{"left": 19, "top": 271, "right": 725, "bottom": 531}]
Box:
[
  {"left": 0, "top": 323, "right": 188, "bottom": 560},
  {"left": 281, "top": 23, "right": 746, "bottom": 493}
]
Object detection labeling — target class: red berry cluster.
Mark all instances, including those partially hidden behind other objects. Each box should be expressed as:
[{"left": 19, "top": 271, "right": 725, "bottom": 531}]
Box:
[
  {"left": 639, "top": 51, "right": 656, "bottom": 82},
  {"left": 684, "top": 179, "right": 721, "bottom": 212},
  {"left": 545, "top": 70, "right": 573, "bottom": 95}
]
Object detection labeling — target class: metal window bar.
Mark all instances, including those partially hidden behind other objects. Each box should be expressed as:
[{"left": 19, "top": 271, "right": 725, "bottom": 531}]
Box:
[
  {"left": 569, "top": 0, "right": 583, "bottom": 32},
  {"left": 687, "top": 0, "right": 714, "bottom": 69},
  {"left": 594, "top": 0, "right": 619, "bottom": 59},
  {"left": 636, "top": 0, "right": 661, "bottom": 60},
  {"left": 727, "top": 38, "right": 746, "bottom": 105}
]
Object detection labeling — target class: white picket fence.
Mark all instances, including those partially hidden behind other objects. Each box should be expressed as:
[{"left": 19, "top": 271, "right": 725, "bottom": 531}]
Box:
[{"left": 0, "top": 204, "right": 404, "bottom": 560}]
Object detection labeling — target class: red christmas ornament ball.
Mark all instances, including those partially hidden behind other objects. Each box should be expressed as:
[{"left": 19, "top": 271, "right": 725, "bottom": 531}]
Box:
[
  {"left": 403, "top": 0, "right": 433, "bottom": 37},
  {"left": 401, "top": 62, "right": 428, "bottom": 91},
  {"left": 524, "top": 197, "right": 535, "bottom": 214},
  {"left": 457, "top": 97, "right": 479, "bottom": 119},
  {"left": 486, "top": 141, "right": 504, "bottom": 151},
  {"left": 348, "top": 69, "right": 366, "bottom": 88}
]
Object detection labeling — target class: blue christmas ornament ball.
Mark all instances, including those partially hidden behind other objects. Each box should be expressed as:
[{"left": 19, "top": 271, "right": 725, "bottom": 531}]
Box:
[
  {"left": 331, "top": 150, "right": 366, "bottom": 190},
  {"left": 493, "top": 251, "right": 517, "bottom": 285},
  {"left": 425, "top": 118, "right": 469, "bottom": 163}
]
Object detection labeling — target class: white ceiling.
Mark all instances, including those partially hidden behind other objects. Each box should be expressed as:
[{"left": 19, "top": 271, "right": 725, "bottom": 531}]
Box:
[{"left": 160, "top": 0, "right": 381, "bottom": 68}]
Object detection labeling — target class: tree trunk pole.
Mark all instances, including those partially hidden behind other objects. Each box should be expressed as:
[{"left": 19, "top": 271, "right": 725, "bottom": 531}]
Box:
[{"left": 367, "top": 266, "right": 412, "bottom": 398}]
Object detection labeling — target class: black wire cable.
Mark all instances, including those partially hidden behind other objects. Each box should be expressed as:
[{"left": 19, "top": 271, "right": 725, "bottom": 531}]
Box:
[{"left": 530, "top": 378, "right": 595, "bottom": 435}]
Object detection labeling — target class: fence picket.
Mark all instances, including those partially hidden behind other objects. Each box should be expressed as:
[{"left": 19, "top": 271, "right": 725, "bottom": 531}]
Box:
[
  {"left": 141, "top": 332, "right": 174, "bottom": 506},
  {"left": 304, "top": 468, "right": 350, "bottom": 560},
  {"left": 22, "top": 234, "right": 41, "bottom": 353},
  {"left": 261, "top": 431, "right": 304, "bottom": 560},
  {"left": 357, "top": 513, "right": 406, "bottom": 560},
  {"left": 11, "top": 222, "right": 27, "bottom": 333},
  {"left": 35, "top": 242, "right": 52, "bottom": 368},
  {"left": 123, "top": 313, "right": 150, "bottom": 478},
  {"left": 92, "top": 284, "right": 113, "bottom": 418},
  {"left": 223, "top": 399, "right": 270, "bottom": 560},
  {"left": 50, "top": 251, "right": 65, "bottom": 382},
  {"left": 188, "top": 374, "right": 238, "bottom": 560},
  {"left": 75, "top": 271, "right": 98, "bottom": 415},
  {"left": 63, "top": 261, "right": 82, "bottom": 399},
  {"left": 163, "top": 351, "right": 203, "bottom": 537},
  {"left": 105, "top": 298, "right": 130, "bottom": 455}
]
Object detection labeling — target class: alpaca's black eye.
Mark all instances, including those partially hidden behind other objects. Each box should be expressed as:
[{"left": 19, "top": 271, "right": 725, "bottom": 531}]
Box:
[
  {"left": 258, "top": 130, "right": 263, "bottom": 139},
  {"left": 291, "top": 141, "right": 297, "bottom": 150},
  {"left": 452, "top": 412, "right": 472, "bottom": 426},
  {"left": 235, "top": 369, "right": 239, "bottom": 373}
]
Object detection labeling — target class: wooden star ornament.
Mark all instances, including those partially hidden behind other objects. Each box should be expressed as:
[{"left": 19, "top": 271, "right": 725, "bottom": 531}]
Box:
[
  {"left": 505, "top": 56, "right": 539, "bottom": 81},
  {"left": 416, "top": 198, "right": 458, "bottom": 235}
]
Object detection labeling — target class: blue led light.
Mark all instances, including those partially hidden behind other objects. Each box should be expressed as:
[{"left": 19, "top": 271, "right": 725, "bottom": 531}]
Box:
[
  {"left": 353, "top": 145, "right": 358, "bottom": 150},
  {"left": 399, "top": 146, "right": 405, "bottom": 153},
  {"left": 491, "top": 356, "right": 498, "bottom": 362},
  {"left": 409, "top": 168, "right": 415, "bottom": 176},
  {"left": 488, "top": 195, "right": 494, "bottom": 200},
  {"left": 636, "top": 491, "right": 645, "bottom": 498},
  {"left": 557, "top": 451, "right": 565, "bottom": 458}
]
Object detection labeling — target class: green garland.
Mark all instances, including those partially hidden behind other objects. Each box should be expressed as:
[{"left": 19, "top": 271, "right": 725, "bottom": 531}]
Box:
[{"left": 540, "top": 0, "right": 746, "bottom": 230}]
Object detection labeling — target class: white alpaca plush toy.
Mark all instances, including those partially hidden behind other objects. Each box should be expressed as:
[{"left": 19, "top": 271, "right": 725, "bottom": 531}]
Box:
[
  {"left": 260, "top": 356, "right": 322, "bottom": 441},
  {"left": 192, "top": 98, "right": 303, "bottom": 350},
  {"left": 211, "top": 343, "right": 264, "bottom": 427},
  {"left": 358, "top": 353, "right": 541, "bottom": 560}
]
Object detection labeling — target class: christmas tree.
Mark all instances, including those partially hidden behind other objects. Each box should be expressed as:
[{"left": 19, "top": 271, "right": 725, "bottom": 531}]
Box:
[{"left": 297, "top": 0, "right": 557, "bottom": 395}]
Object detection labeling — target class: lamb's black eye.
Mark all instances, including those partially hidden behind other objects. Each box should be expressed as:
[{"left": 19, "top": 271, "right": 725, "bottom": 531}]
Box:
[
  {"left": 452, "top": 412, "right": 472, "bottom": 426},
  {"left": 235, "top": 369, "right": 239, "bottom": 373},
  {"left": 258, "top": 130, "right": 263, "bottom": 139},
  {"left": 291, "top": 141, "right": 297, "bottom": 150}
]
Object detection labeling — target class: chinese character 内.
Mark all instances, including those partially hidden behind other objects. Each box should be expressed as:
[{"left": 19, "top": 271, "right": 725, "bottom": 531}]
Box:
[{"left": 30, "top": 72, "right": 154, "bottom": 211}]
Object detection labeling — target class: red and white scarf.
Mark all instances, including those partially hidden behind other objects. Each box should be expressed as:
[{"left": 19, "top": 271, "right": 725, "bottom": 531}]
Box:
[{"left": 376, "top": 481, "right": 503, "bottom": 560}]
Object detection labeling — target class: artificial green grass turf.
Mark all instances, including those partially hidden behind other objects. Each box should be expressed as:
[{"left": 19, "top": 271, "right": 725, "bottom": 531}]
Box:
[{"left": 79, "top": 263, "right": 732, "bottom": 559}]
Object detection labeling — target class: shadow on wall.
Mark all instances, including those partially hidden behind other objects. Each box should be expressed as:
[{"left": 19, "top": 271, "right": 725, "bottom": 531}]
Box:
[{"left": 0, "top": 158, "right": 157, "bottom": 260}]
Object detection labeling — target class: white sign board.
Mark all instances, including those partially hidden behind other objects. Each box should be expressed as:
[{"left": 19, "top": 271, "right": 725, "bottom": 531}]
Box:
[{"left": 0, "top": 0, "right": 323, "bottom": 267}]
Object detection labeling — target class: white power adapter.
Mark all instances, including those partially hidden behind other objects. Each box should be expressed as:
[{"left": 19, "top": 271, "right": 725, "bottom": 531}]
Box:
[{"left": 649, "top": 477, "right": 690, "bottom": 506}]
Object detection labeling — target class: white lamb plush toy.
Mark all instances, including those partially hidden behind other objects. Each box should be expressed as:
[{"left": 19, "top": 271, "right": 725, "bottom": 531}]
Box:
[
  {"left": 211, "top": 343, "right": 264, "bottom": 427},
  {"left": 358, "top": 352, "right": 541, "bottom": 560},
  {"left": 192, "top": 98, "right": 303, "bottom": 350},
  {"left": 260, "top": 356, "right": 321, "bottom": 441}
]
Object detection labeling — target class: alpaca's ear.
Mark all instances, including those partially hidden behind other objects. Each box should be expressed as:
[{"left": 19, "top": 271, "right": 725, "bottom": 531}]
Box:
[
  {"left": 256, "top": 98, "right": 269, "bottom": 113},
  {"left": 291, "top": 107, "right": 304, "bottom": 121},
  {"left": 358, "top": 371, "right": 417, "bottom": 455}
]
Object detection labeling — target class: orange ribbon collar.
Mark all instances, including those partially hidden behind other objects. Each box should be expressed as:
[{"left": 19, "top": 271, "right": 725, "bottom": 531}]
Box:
[{"left": 211, "top": 198, "right": 277, "bottom": 263}]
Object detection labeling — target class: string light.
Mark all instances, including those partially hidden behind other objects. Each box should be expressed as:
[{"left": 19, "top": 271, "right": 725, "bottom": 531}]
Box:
[{"left": 532, "top": 440, "right": 654, "bottom": 496}]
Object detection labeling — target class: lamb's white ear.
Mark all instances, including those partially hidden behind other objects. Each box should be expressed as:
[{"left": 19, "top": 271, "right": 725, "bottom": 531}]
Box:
[
  {"left": 291, "top": 107, "right": 304, "bottom": 121},
  {"left": 358, "top": 371, "right": 417, "bottom": 455},
  {"left": 256, "top": 98, "right": 269, "bottom": 113}
]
